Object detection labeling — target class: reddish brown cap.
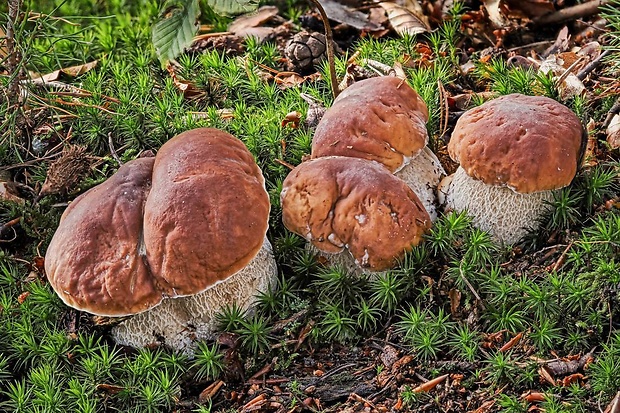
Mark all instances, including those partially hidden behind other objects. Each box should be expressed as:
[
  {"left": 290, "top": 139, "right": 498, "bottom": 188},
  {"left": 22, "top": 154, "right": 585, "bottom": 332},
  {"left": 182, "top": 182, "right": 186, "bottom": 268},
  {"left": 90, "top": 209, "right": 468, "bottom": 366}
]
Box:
[
  {"left": 281, "top": 156, "right": 431, "bottom": 271},
  {"left": 45, "top": 158, "right": 162, "bottom": 315},
  {"left": 448, "top": 94, "right": 584, "bottom": 193},
  {"left": 45, "top": 128, "right": 270, "bottom": 316},
  {"left": 311, "top": 76, "right": 429, "bottom": 172},
  {"left": 143, "top": 128, "right": 270, "bottom": 295}
]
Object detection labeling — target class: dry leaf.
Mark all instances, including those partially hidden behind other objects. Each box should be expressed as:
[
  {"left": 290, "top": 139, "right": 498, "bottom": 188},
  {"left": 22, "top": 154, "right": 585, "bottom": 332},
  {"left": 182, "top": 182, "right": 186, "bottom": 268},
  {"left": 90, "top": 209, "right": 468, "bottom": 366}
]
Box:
[
  {"left": 229, "top": 5, "right": 279, "bottom": 34},
  {"left": 0, "top": 182, "right": 25, "bottom": 205},
  {"left": 449, "top": 288, "right": 461, "bottom": 315},
  {"left": 521, "top": 391, "right": 545, "bottom": 402},
  {"left": 281, "top": 111, "right": 301, "bottom": 128},
  {"left": 37, "top": 60, "right": 98, "bottom": 83},
  {"left": 607, "top": 114, "right": 620, "bottom": 150},
  {"left": 321, "top": 0, "right": 382, "bottom": 31},
  {"left": 379, "top": 2, "right": 429, "bottom": 36},
  {"left": 483, "top": 0, "right": 509, "bottom": 27},
  {"left": 0, "top": 27, "right": 7, "bottom": 59},
  {"left": 604, "top": 391, "right": 620, "bottom": 413}
]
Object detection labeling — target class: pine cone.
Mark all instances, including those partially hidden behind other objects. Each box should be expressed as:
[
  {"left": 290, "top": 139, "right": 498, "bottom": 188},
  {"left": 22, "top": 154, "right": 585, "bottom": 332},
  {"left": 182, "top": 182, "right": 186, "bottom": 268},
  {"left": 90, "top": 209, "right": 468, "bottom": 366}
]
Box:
[
  {"left": 39, "top": 145, "right": 95, "bottom": 199},
  {"left": 285, "top": 31, "right": 335, "bottom": 73}
]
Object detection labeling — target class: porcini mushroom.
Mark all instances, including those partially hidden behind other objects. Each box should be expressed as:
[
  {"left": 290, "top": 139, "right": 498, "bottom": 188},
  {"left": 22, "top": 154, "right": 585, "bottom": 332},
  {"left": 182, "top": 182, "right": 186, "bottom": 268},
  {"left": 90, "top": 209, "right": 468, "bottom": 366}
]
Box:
[
  {"left": 443, "top": 93, "right": 585, "bottom": 244},
  {"left": 45, "top": 128, "right": 277, "bottom": 352},
  {"left": 280, "top": 156, "right": 431, "bottom": 272},
  {"left": 311, "top": 76, "right": 445, "bottom": 219}
]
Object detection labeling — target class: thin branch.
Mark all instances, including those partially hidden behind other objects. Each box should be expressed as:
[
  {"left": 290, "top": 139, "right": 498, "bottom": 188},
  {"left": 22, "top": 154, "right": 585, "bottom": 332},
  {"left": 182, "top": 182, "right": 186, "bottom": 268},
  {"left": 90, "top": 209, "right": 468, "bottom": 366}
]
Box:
[
  {"left": 6, "top": 0, "right": 25, "bottom": 102},
  {"left": 307, "top": 0, "right": 340, "bottom": 99},
  {"left": 533, "top": 0, "right": 611, "bottom": 26}
]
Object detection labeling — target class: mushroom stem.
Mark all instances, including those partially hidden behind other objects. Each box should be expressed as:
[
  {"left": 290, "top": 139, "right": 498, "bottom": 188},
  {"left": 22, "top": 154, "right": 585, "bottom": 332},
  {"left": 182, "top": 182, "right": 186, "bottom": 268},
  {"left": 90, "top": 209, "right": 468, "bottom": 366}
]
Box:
[{"left": 444, "top": 167, "right": 556, "bottom": 244}]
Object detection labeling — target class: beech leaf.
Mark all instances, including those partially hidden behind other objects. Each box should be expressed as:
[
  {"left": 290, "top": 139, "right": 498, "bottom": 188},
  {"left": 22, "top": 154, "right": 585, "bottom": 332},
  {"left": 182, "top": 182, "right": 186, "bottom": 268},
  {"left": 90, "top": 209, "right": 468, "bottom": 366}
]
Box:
[
  {"left": 379, "top": 2, "right": 429, "bottom": 37},
  {"left": 152, "top": 0, "right": 201, "bottom": 64}
]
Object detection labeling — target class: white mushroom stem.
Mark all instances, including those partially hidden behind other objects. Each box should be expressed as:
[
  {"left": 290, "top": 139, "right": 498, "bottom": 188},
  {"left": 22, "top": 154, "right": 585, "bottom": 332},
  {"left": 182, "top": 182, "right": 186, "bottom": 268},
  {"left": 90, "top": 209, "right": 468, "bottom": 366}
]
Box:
[
  {"left": 395, "top": 146, "right": 446, "bottom": 221},
  {"left": 111, "top": 237, "right": 278, "bottom": 354},
  {"left": 444, "top": 167, "right": 556, "bottom": 244}
]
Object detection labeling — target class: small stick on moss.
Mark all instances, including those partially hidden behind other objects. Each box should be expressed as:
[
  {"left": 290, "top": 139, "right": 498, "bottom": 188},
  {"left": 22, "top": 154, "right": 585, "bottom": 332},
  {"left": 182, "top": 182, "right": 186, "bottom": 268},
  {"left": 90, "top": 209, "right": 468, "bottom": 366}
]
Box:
[
  {"left": 577, "top": 49, "right": 611, "bottom": 80},
  {"left": 411, "top": 374, "right": 449, "bottom": 393},
  {"left": 274, "top": 158, "right": 295, "bottom": 170},
  {"left": 6, "top": 0, "right": 25, "bottom": 101},
  {"left": 307, "top": 0, "right": 340, "bottom": 99},
  {"left": 0, "top": 217, "right": 21, "bottom": 241},
  {"left": 108, "top": 133, "right": 123, "bottom": 166},
  {"left": 533, "top": 0, "right": 611, "bottom": 26}
]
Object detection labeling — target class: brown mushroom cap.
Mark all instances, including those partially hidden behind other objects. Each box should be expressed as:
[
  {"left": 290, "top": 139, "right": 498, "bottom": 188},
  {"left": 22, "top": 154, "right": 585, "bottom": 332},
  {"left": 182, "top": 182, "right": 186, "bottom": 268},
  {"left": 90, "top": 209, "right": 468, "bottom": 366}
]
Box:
[
  {"left": 45, "top": 128, "right": 270, "bottom": 317},
  {"left": 448, "top": 94, "right": 584, "bottom": 193},
  {"left": 311, "top": 76, "right": 429, "bottom": 172},
  {"left": 281, "top": 156, "right": 431, "bottom": 271},
  {"left": 45, "top": 158, "right": 160, "bottom": 315},
  {"left": 144, "top": 128, "right": 270, "bottom": 295}
]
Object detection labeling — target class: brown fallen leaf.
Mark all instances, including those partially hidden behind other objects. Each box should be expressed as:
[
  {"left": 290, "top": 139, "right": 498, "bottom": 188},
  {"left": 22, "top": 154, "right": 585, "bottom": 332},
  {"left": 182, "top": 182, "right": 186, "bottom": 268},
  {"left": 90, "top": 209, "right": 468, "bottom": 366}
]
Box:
[
  {"left": 607, "top": 114, "right": 620, "bottom": 150},
  {"left": 521, "top": 391, "right": 545, "bottom": 402},
  {"left": 469, "top": 400, "right": 495, "bottom": 413},
  {"left": 483, "top": 0, "right": 509, "bottom": 27},
  {"left": 229, "top": 6, "right": 279, "bottom": 35},
  {"left": 449, "top": 288, "right": 461, "bottom": 315},
  {"left": 499, "top": 331, "right": 523, "bottom": 352},
  {"left": 379, "top": 2, "right": 429, "bottom": 36},
  {"left": 321, "top": 0, "right": 383, "bottom": 31},
  {"left": 35, "top": 60, "right": 98, "bottom": 83},
  {"left": 604, "top": 391, "right": 620, "bottom": 413}
]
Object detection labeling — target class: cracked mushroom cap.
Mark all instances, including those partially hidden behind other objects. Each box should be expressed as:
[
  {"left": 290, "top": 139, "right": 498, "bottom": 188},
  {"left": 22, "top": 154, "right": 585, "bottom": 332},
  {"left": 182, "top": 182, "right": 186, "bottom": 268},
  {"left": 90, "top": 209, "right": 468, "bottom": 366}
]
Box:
[
  {"left": 281, "top": 156, "right": 431, "bottom": 271},
  {"left": 448, "top": 93, "right": 584, "bottom": 193},
  {"left": 45, "top": 128, "right": 270, "bottom": 317},
  {"left": 311, "top": 76, "right": 429, "bottom": 173}
]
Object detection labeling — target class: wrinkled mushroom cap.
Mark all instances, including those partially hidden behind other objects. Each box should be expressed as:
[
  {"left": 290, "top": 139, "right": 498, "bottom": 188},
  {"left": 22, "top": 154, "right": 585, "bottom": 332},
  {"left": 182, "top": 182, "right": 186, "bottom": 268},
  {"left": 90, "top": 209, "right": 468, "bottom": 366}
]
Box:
[
  {"left": 45, "top": 128, "right": 270, "bottom": 317},
  {"left": 311, "top": 76, "right": 429, "bottom": 172},
  {"left": 448, "top": 93, "right": 584, "bottom": 193},
  {"left": 281, "top": 156, "right": 431, "bottom": 271}
]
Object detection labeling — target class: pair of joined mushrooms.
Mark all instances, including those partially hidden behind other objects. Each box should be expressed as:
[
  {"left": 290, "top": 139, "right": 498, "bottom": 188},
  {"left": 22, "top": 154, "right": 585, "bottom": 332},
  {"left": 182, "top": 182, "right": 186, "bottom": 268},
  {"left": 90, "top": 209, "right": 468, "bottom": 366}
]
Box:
[
  {"left": 281, "top": 76, "right": 445, "bottom": 273},
  {"left": 45, "top": 128, "right": 277, "bottom": 352}
]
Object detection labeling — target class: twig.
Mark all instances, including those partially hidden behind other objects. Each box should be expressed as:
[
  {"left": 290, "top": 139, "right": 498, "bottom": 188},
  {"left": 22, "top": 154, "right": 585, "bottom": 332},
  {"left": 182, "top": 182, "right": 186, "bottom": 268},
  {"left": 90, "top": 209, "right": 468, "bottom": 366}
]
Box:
[
  {"left": 0, "top": 217, "right": 21, "bottom": 237},
  {"left": 411, "top": 374, "right": 449, "bottom": 393},
  {"left": 603, "top": 97, "right": 620, "bottom": 130},
  {"left": 319, "top": 362, "right": 357, "bottom": 380},
  {"left": 548, "top": 241, "right": 573, "bottom": 273},
  {"left": 307, "top": 0, "right": 340, "bottom": 99},
  {"left": 6, "top": 0, "right": 25, "bottom": 100},
  {"left": 577, "top": 49, "right": 611, "bottom": 80},
  {"left": 533, "top": 0, "right": 611, "bottom": 26},
  {"left": 108, "top": 133, "right": 122, "bottom": 166},
  {"left": 274, "top": 158, "right": 295, "bottom": 170},
  {"left": 459, "top": 261, "right": 485, "bottom": 309}
]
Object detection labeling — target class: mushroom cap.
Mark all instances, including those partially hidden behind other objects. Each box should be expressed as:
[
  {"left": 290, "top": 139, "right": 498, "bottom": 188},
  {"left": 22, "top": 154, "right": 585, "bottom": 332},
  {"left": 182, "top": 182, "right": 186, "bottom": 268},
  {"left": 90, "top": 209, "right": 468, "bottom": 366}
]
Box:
[
  {"left": 45, "top": 158, "right": 161, "bottom": 315},
  {"left": 448, "top": 93, "right": 584, "bottom": 193},
  {"left": 311, "top": 76, "right": 429, "bottom": 173},
  {"left": 45, "top": 128, "right": 270, "bottom": 317},
  {"left": 143, "top": 128, "right": 270, "bottom": 295},
  {"left": 281, "top": 156, "right": 431, "bottom": 271}
]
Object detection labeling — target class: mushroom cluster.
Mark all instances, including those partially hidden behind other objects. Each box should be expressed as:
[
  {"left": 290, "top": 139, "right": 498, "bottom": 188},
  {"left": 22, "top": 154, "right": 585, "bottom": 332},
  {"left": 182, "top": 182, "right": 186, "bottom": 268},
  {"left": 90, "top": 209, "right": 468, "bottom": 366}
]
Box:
[
  {"left": 441, "top": 94, "right": 585, "bottom": 244},
  {"left": 281, "top": 76, "right": 438, "bottom": 273},
  {"left": 45, "top": 128, "right": 277, "bottom": 352},
  {"left": 312, "top": 76, "right": 446, "bottom": 220}
]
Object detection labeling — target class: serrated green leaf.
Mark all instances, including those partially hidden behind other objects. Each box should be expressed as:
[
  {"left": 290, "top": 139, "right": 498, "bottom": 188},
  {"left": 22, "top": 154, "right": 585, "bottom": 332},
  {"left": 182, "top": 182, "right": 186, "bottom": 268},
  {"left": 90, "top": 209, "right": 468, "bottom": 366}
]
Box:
[
  {"left": 206, "top": 0, "right": 258, "bottom": 16},
  {"left": 152, "top": 0, "right": 201, "bottom": 65}
]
